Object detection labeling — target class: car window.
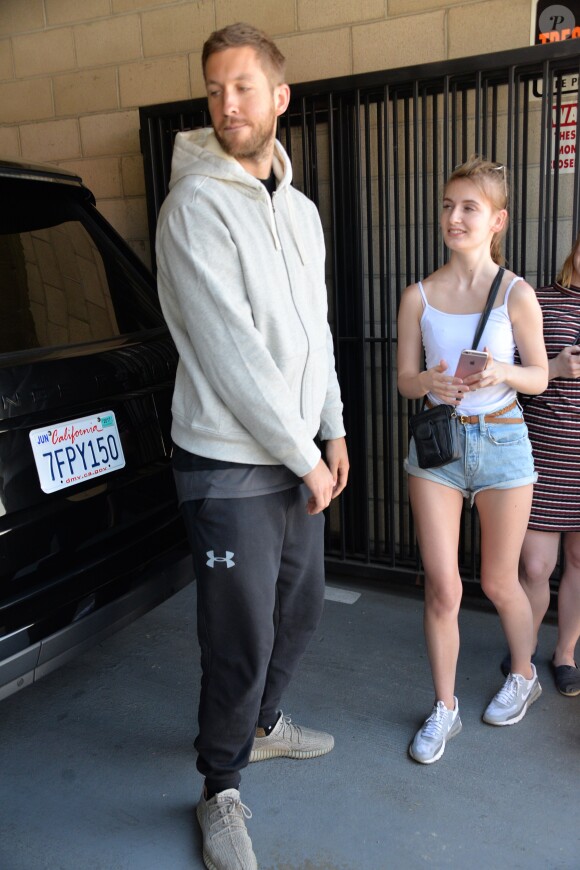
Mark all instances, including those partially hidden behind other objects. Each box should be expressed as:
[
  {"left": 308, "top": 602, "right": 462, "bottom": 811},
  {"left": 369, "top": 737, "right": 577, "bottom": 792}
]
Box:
[
  {"left": 0, "top": 223, "right": 119, "bottom": 352},
  {"left": 0, "top": 181, "right": 161, "bottom": 354}
]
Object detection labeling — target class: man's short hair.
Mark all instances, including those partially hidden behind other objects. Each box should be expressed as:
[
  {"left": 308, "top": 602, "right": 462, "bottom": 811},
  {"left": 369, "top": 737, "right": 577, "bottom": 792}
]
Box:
[{"left": 202, "top": 22, "right": 286, "bottom": 85}]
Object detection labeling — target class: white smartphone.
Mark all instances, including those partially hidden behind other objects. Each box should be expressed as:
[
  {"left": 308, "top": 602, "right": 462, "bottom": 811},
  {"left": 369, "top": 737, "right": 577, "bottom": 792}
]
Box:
[{"left": 454, "top": 349, "right": 488, "bottom": 379}]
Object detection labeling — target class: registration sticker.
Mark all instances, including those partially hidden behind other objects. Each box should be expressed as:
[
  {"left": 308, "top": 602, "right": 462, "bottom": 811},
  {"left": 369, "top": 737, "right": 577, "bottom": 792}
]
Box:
[{"left": 29, "top": 411, "right": 126, "bottom": 494}]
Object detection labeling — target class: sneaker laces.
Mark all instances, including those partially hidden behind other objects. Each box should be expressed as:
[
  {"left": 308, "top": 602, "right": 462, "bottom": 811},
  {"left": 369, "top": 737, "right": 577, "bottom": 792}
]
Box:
[
  {"left": 494, "top": 673, "right": 524, "bottom": 705},
  {"left": 277, "top": 714, "right": 303, "bottom": 743},
  {"left": 421, "top": 703, "right": 450, "bottom": 740},
  {"left": 208, "top": 794, "right": 252, "bottom": 837}
]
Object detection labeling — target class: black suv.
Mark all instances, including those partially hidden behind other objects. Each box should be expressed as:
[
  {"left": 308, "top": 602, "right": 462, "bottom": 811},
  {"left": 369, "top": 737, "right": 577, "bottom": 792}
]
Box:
[{"left": 0, "top": 158, "right": 189, "bottom": 700}]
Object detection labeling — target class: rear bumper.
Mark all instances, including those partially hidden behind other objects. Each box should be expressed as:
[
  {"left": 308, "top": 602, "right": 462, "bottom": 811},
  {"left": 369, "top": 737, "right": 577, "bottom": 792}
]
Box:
[{"left": 0, "top": 543, "right": 192, "bottom": 701}]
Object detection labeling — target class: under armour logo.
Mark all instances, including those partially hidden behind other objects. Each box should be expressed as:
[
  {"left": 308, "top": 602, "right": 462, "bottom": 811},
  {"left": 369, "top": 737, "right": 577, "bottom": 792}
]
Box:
[{"left": 206, "top": 550, "right": 235, "bottom": 568}]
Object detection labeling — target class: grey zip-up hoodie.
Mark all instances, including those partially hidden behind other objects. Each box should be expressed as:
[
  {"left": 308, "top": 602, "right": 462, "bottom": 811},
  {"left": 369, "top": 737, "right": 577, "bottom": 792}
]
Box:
[{"left": 155, "top": 128, "right": 345, "bottom": 477}]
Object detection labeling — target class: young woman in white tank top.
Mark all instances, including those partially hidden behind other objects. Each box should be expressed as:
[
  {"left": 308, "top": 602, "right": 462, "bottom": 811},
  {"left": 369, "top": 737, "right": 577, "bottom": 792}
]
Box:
[{"left": 397, "top": 156, "right": 548, "bottom": 764}]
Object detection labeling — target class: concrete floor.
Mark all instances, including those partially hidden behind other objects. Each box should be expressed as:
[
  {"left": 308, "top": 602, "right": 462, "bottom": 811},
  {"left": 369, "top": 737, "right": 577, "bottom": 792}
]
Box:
[{"left": 0, "top": 569, "right": 578, "bottom": 870}]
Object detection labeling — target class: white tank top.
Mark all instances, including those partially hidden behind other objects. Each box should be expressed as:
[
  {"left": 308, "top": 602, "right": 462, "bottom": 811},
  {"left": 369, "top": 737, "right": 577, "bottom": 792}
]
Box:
[{"left": 418, "top": 277, "right": 520, "bottom": 415}]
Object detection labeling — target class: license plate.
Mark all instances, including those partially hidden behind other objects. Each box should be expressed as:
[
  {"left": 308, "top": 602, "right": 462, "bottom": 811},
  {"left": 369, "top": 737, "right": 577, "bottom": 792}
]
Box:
[{"left": 29, "top": 411, "right": 126, "bottom": 494}]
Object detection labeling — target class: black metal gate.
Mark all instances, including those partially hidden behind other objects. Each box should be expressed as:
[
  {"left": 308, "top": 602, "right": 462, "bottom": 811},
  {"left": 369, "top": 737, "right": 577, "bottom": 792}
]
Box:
[{"left": 139, "top": 40, "right": 580, "bottom": 594}]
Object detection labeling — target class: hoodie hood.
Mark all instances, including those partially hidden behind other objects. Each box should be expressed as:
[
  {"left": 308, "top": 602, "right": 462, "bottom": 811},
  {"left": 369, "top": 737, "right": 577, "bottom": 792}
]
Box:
[
  {"left": 167, "top": 127, "right": 305, "bottom": 260},
  {"left": 168, "top": 127, "right": 293, "bottom": 194}
]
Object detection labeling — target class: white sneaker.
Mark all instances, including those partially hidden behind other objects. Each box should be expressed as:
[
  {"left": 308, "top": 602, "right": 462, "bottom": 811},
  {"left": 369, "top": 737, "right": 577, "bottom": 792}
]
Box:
[
  {"left": 409, "top": 698, "right": 462, "bottom": 764},
  {"left": 196, "top": 788, "right": 257, "bottom": 870},
  {"left": 483, "top": 663, "right": 542, "bottom": 726},
  {"left": 249, "top": 712, "right": 334, "bottom": 762}
]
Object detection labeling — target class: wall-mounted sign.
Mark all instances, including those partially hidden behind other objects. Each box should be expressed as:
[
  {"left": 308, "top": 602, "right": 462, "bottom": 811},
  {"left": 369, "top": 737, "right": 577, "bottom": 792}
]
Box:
[
  {"left": 532, "top": 2, "right": 580, "bottom": 44},
  {"left": 551, "top": 101, "right": 577, "bottom": 174},
  {"left": 531, "top": 3, "right": 580, "bottom": 96}
]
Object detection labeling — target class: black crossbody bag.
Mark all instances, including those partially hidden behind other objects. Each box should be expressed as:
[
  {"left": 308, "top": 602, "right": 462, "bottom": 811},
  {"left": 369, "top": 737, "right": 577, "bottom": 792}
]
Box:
[{"left": 408, "top": 267, "right": 505, "bottom": 469}]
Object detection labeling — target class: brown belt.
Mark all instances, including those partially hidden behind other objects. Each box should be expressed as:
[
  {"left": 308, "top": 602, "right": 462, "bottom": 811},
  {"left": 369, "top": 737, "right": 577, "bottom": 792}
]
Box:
[{"left": 425, "top": 398, "right": 523, "bottom": 424}]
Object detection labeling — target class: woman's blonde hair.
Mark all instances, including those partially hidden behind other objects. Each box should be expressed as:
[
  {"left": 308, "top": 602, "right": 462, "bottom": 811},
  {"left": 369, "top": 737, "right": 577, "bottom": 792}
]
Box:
[
  {"left": 557, "top": 232, "right": 580, "bottom": 287},
  {"left": 445, "top": 155, "right": 509, "bottom": 266}
]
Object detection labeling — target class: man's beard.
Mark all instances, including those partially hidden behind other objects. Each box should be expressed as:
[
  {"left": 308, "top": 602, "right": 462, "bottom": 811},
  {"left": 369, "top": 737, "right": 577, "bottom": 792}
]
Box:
[{"left": 214, "top": 111, "right": 276, "bottom": 163}]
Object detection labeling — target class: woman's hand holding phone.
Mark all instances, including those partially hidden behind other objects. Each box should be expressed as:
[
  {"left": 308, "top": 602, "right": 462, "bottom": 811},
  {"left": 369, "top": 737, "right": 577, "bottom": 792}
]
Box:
[
  {"left": 457, "top": 347, "right": 508, "bottom": 392},
  {"left": 423, "top": 360, "right": 469, "bottom": 405},
  {"left": 454, "top": 349, "right": 488, "bottom": 382}
]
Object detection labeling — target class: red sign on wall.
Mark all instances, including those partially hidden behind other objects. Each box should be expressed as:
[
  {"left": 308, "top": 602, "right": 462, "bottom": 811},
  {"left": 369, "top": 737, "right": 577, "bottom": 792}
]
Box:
[{"left": 552, "top": 101, "right": 577, "bottom": 173}]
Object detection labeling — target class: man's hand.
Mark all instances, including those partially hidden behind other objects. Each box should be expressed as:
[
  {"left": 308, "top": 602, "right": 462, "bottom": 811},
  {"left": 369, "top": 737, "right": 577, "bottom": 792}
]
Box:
[
  {"left": 325, "top": 436, "right": 349, "bottom": 499},
  {"left": 301, "top": 438, "right": 349, "bottom": 516},
  {"left": 302, "top": 459, "right": 335, "bottom": 515}
]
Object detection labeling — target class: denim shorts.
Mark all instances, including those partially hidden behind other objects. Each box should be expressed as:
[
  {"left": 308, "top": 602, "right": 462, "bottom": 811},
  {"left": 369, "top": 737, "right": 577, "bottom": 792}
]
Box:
[{"left": 404, "top": 402, "right": 537, "bottom": 506}]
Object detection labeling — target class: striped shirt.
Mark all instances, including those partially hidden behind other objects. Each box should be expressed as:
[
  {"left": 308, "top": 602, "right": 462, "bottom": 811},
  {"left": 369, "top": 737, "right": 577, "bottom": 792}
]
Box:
[{"left": 523, "top": 282, "right": 580, "bottom": 531}]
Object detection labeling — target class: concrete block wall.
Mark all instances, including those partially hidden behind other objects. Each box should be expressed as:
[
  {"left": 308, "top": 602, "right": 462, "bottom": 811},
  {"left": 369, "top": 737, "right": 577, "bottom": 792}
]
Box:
[{"left": 0, "top": 0, "right": 535, "bottom": 267}]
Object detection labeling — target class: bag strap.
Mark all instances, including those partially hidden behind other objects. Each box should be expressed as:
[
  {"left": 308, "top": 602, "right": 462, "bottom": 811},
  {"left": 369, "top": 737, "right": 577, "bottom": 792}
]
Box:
[{"left": 471, "top": 266, "right": 505, "bottom": 350}]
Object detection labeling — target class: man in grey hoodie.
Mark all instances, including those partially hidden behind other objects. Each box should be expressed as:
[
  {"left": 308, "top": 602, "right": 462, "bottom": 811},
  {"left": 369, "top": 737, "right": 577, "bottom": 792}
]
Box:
[{"left": 156, "top": 22, "right": 349, "bottom": 870}]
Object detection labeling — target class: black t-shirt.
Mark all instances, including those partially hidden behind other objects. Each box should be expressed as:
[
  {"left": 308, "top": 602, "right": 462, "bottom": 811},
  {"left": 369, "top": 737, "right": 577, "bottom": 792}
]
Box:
[
  {"left": 260, "top": 170, "right": 276, "bottom": 196},
  {"left": 172, "top": 445, "right": 300, "bottom": 504}
]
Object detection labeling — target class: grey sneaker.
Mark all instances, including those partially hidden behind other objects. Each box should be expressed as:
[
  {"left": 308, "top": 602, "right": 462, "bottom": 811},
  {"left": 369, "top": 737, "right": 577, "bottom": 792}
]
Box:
[
  {"left": 483, "top": 664, "right": 542, "bottom": 726},
  {"left": 249, "top": 712, "right": 334, "bottom": 762},
  {"left": 409, "top": 698, "right": 462, "bottom": 764},
  {"left": 196, "top": 788, "right": 257, "bottom": 870}
]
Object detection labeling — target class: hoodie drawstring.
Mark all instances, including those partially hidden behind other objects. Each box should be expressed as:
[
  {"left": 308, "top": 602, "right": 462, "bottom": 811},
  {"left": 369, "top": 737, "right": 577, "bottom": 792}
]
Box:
[{"left": 267, "top": 194, "right": 282, "bottom": 252}]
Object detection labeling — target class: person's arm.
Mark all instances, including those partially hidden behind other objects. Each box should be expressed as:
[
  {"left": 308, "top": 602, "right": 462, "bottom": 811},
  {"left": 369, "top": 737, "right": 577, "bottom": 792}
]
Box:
[
  {"left": 396, "top": 283, "right": 467, "bottom": 406},
  {"left": 157, "top": 202, "right": 321, "bottom": 476},
  {"left": 318, "top": 324, "right": 347, "bottom": 439},
  {"left": 304, "top": 244, "right": 348, "bottom": 509},
  {"left": 468, "top": 280, "right": 548, "bottom": 395},
  {"left": 325, "top": 436, "right": 349, "bottom": 498}
]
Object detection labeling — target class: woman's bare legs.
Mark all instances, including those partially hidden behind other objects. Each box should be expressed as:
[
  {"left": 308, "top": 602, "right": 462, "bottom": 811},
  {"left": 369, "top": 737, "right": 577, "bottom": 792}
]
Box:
[
  {"left": 518, "top": 529, "right": 560, "bottom": 646},
  {"left": 476, "top": 484, "right": 534, "bottom": 678},
  {"left": 519, "top": 529, "right": 580, "bottom": 667},
  {"left": 556, "top": 533, "right": 580, "bottom": 666},
  {"left": 408, "top": 476, "right": 465, "bottom": 709}
]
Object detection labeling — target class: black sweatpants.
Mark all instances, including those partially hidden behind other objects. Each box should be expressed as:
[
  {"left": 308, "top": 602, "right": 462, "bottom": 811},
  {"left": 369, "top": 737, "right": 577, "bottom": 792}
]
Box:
[{"left": 181, "top": 484, "right": 325, "bottom": 795}]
